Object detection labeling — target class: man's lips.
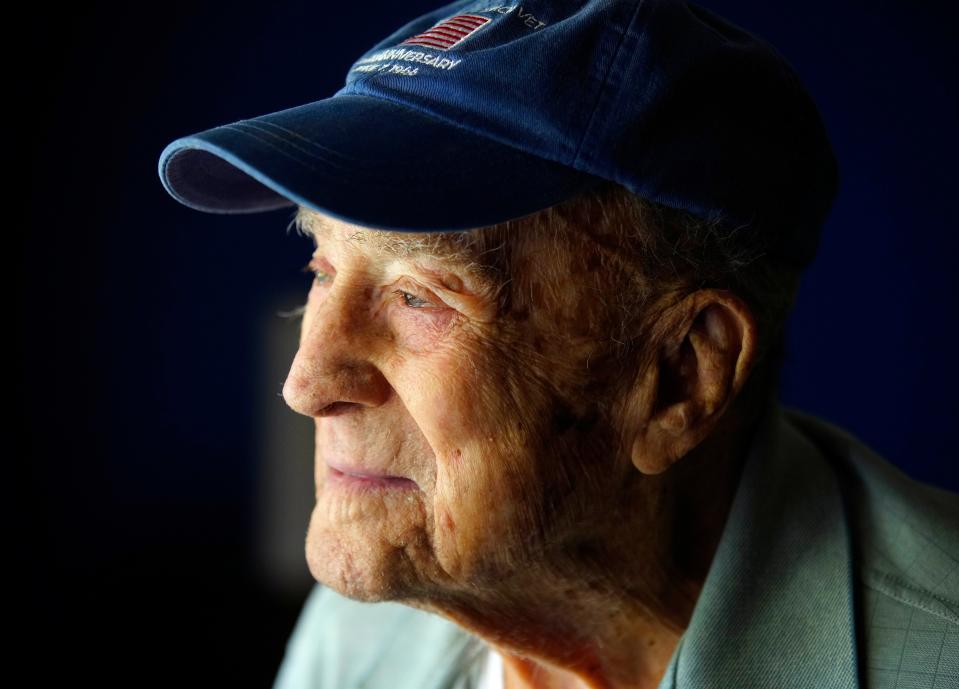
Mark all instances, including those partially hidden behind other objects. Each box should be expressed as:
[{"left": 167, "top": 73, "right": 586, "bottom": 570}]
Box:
[
  {"left": 325, "top": 460, "right": 418, "bottom": 488},
  {"left": 326, "top": 460, "right": 404, "bottom": 479}
]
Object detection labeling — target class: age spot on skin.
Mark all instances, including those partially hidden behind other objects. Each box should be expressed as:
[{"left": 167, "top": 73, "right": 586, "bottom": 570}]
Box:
[{"left": 442, "top": 509, "right": 456, "bottom": 532}]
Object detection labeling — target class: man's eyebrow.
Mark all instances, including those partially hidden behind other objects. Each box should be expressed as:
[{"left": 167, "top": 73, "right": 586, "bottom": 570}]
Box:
[{"left": 290, "top": 206, "right": 497, "bottom": 269}]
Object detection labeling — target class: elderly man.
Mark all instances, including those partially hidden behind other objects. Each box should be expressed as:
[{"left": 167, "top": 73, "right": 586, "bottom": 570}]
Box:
[{"left": 158, "top": 1, "right": 958, "bottom": 688}]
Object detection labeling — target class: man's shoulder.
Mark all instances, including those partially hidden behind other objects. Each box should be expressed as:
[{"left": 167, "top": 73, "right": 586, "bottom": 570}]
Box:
[
  {"left": 782, "top": 406, "right": 959, "bottom": 624},
  {"left": 777, "top": 407, "right": 958, "bottom": 686},
  {"left": 272, "top": 583, "right": 484, "bottom": 689},
  {"left": 782, "top": 407, "right": 959, "bottom": 614}
]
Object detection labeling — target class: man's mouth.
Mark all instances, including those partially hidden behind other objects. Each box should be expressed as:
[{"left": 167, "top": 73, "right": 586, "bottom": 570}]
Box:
[{"left": 325, "top": 462, "right": 418, "bottom": 490}]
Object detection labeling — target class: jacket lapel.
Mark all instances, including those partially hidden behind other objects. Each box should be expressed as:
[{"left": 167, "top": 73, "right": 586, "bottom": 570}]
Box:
[{"left": 669, "top": 402, "right": 860, "bottom": 689}]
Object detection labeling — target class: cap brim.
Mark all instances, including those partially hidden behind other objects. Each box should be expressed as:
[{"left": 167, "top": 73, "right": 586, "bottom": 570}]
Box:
[{"left": 158, "top": 93, "right": 607, "bottom": 232}]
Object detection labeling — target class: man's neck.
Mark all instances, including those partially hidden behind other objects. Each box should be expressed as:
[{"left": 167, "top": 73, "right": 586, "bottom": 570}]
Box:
[
  {"left": 498, "top": 624, "right": 683, "bottom": 689},
  {"left": 496, "top": 431, "right": 750, "bottom": 689},
  {"left": 411, "top": 416, "right": 760, "bottom": 689}
]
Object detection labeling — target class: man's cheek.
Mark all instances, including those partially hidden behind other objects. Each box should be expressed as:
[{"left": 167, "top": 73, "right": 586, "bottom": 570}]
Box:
[
  {"left": 386, "top": 307, "right": 459, "bottom": 353},
  {"left": 430, "top": 453, "right": 529, "bottom": 582}
]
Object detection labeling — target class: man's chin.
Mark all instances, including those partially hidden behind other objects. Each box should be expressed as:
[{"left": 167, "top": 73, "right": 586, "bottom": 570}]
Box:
[{"left": 304, "top": 517, "right": 409, "bottom": 603}]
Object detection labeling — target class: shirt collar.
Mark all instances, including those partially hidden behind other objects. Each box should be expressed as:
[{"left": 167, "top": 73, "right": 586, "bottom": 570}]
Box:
[{"left": 657, "top": 401, "right": 860, "bottom": 689}]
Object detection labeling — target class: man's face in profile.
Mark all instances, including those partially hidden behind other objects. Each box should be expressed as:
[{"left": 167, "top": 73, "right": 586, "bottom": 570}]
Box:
[{"left": 282, "top": 207, "right": 650, "bottom": 610}]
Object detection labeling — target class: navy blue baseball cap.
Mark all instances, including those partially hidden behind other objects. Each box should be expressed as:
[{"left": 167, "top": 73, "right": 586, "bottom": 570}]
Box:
[{"left": 158, "top": 0, "right": 839, "bottom": 268}]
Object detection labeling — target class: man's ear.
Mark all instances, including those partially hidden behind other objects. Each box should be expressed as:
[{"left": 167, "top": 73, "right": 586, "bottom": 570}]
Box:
[{"left": 629, "top": 289, "right": 758, "bottom": 474}]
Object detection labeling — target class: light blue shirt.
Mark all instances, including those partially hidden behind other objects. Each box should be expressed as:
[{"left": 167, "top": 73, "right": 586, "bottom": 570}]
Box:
[{"left": 272, "top": 402, "right": 959, "bottom": 688}]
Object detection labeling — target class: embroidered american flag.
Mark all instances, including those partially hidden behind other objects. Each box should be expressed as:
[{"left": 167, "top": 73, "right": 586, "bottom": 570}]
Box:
[{"left": 399, "top": 14, "right": 491, "bottom": 51}]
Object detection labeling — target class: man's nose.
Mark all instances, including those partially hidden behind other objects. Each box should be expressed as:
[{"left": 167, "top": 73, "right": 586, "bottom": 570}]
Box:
[{"left": 282, "top": 282, "right": 391, "bottom": 417}]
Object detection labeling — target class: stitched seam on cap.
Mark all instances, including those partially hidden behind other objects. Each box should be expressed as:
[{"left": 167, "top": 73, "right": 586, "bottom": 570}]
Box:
[
  {"left": 220, "top": 123, "right": 319, "bottom": 170},
  {"left": 241, "top": 119, "right": 360, "bottom": 164},
  {"left": 573, "top": 0, "right": 646, "bottom": 167}
]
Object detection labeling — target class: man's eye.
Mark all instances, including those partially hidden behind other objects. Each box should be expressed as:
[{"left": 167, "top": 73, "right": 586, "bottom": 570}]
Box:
[
  {"left": 393, "top": 290, "right": 431, "bottom": 309},
  {"left": 301, "top": 260, "right": 332, "bottom": 285},
  {"left": 300, "top": 260, "right": 434, "bottom": 310}
]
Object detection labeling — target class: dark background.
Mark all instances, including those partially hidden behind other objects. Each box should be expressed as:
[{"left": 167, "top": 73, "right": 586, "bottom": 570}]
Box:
[{"left": 19, "top": 0, "right": 957, "bottom": 686}]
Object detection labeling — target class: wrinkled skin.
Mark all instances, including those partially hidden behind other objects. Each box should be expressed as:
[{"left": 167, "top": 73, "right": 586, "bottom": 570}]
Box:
[{"left": 283, "top": 209, "right": 759, "bottom": 689}]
